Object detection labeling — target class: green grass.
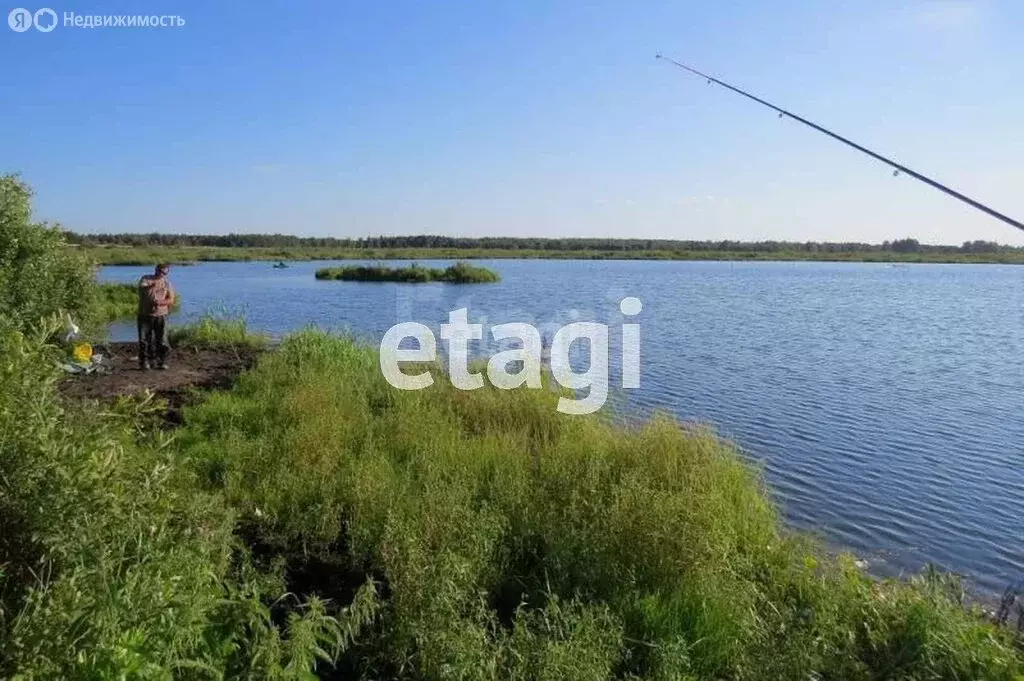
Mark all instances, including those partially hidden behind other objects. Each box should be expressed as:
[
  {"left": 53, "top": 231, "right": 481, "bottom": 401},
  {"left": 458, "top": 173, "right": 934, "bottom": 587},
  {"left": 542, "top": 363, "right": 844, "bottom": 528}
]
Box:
[
  {"left": 171, "top": 330, "right": 1024, "bottom": 680},
  {"left": 315, "top": 261, "right": 501, "bottom": 283},
  {"left": 95, "top": 282, "right": 181, "bottom": 321},
  {"left": 2, "top": 320, "right": 1022, "bottom": 678},
  {"left": 78, "top": 243, "right": 1024, "bottom": 265},
  {"left": 168, "top": 314, "right": 269, "bottom": 351},
  {"left": 0, "top": 326, "right": 373, "bottom": 679}
]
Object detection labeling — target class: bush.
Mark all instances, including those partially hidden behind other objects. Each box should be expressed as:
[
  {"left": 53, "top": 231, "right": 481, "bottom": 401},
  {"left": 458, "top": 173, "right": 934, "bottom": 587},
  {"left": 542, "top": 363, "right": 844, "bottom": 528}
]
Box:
[{"left": 0, "top": 175, "right": 97, "bottom": 332}]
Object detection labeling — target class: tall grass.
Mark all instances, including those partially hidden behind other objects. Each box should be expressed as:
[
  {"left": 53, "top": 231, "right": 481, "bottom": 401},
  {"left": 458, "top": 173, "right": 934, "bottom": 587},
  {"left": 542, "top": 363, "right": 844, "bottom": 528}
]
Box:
[
  {"left": 169, "top": 313, "right": 269, "bottom": 351},
  {"left": 176, "top": 330, "right": 1024, "bottom": 680},
  {"left": 0, "top": 326, "right": 375, "bottom": 678},
  {"left": 315, "top": 262, "right": 501, "bottom": 283}
]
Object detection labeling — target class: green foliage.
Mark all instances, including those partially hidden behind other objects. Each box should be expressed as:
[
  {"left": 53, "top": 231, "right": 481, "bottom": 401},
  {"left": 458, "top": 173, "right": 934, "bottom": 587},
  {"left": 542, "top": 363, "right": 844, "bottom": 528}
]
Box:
[
  {"left": 0, "top": 327, "right": 369, "bottom": 679},
  {"left": 169, "top": 313, "right": 268, "bottom": 351},
  {"left": 174, "top": 330, "right": 1024, "bottom": 680},
  {"left": 315, "top": 261, "right": 501, "bottom": 283},
  {"left": 96, "top": 282, "right": 181, "bottom": 321},
  {"left": 443, "top": 261, "right": 502, "bottom": 282},
  {"left": 0, "top": 175, "right": 97, "bottom": 332}
]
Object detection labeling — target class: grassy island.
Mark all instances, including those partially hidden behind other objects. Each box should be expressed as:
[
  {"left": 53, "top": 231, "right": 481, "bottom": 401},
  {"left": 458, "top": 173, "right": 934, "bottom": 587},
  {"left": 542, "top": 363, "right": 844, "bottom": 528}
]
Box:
[{"left": 315, "top": 261, "right": 501, "bottom": 283}]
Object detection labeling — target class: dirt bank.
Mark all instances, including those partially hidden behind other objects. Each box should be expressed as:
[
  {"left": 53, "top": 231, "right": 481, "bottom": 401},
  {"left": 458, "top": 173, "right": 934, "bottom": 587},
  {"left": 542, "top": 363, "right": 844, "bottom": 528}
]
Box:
[{"left": 60, "top": 341, "right": 260, "bottom": 425}]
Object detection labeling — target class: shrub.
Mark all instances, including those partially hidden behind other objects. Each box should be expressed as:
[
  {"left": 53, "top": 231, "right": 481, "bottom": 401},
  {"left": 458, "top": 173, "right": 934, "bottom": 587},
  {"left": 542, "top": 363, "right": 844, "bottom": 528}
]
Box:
[{"left": 0, "top": 175, "right": 97, "bottom": 332}]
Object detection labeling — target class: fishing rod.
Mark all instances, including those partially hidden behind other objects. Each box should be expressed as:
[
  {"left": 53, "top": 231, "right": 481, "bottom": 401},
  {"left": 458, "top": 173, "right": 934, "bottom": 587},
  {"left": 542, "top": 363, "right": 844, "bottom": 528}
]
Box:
[{"left": 656, "top": 54, "right": 1024, "bottom": 234}]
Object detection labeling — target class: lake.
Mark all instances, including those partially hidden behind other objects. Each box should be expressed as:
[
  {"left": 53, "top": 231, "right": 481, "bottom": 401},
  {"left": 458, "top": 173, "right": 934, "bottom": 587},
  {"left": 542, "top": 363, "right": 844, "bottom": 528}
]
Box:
[{"left": 101, "top": 259, "right": 1024, "bottom": 596}]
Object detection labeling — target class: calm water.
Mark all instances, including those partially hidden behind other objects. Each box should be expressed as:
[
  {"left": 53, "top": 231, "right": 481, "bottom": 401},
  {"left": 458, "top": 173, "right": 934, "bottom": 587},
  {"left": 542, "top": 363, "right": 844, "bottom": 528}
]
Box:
[{"left": 102, "top": 259, "right": 1024, "bottom": 595}]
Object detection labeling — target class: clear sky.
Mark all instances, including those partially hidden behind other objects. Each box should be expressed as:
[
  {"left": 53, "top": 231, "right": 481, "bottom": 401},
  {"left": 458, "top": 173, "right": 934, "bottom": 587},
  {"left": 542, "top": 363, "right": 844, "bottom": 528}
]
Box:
[{"left": 3, "top": 0, "right": 1022, "bottom": 245}]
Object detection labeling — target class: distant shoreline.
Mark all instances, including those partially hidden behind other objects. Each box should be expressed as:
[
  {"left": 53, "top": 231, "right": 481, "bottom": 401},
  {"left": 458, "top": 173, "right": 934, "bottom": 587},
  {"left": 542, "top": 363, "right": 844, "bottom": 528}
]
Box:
[{"left": 76, "top": 245, "right": 1024, "bottom": 266}]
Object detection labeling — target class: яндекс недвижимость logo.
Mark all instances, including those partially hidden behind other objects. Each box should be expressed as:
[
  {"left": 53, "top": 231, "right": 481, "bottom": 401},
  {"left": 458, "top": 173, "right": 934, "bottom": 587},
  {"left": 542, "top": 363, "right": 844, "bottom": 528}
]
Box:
[
  {"left": 8, "top": 8, "right": 184, "bottom": 31},
  {"left": 8, "top": 7, "right": 56, "bottom": 32}
]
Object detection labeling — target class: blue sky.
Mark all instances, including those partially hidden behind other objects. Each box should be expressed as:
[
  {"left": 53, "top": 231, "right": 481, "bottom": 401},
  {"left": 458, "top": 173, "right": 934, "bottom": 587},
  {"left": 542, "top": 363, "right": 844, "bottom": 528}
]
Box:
[{"left": 3, "top": 0, "right": 1023, "bottom": 244}]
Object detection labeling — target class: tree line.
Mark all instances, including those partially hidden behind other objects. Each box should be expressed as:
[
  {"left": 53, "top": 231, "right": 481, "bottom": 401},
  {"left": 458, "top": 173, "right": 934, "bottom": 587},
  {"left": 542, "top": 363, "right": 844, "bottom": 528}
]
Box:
[{"left": 65, "top": 232, "right": 1021, "bottom": 254}]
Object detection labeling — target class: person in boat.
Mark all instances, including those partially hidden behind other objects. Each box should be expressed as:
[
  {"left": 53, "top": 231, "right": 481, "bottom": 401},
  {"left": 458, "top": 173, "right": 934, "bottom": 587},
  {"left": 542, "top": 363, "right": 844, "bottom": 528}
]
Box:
[{"left": 137, "top": 263, "right": 175, "bottom": 370}]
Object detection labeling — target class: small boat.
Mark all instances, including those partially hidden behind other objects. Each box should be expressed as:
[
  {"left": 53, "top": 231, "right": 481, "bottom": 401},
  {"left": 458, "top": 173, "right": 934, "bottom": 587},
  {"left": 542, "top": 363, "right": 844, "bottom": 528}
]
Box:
[{"left": 272, "top": 261, "right": 290, "bottom": 269}]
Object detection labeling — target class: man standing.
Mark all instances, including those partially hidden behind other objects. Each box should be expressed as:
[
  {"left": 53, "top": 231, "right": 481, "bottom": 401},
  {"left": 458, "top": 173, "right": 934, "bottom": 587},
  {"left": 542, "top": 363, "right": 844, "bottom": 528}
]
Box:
[{"left": 137, "top": 263, "right": 175, "bottom": 370}]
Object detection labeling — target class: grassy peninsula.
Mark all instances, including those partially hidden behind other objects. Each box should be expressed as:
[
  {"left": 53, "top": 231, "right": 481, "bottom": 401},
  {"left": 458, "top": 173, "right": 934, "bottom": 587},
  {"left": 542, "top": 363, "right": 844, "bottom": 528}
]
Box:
[
  {"left": 96, "top": 281, "right": 181, "bottom": 321},
  {"left": 4, "top": 175, "right": 1024, "bottom": 678},
  {"left": 315, "top": 261, "right": 500, "bottom": 283}
]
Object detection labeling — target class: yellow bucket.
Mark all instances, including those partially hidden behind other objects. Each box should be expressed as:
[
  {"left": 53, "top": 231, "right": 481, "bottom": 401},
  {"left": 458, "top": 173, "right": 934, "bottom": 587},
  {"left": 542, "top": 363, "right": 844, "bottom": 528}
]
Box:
[{"left": 72, "top": 342, "right": 93, "bottom": 363}]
